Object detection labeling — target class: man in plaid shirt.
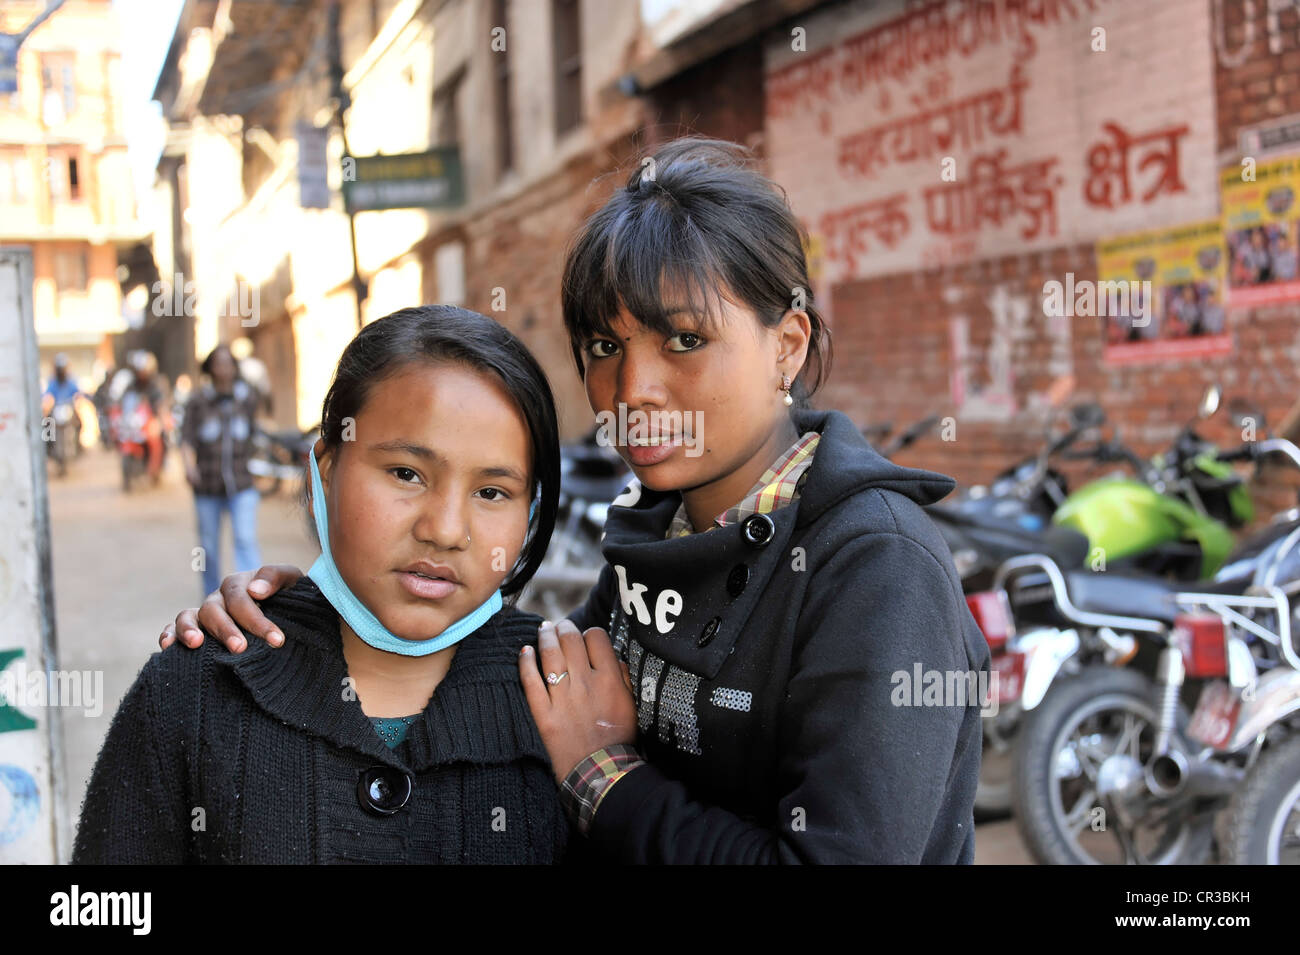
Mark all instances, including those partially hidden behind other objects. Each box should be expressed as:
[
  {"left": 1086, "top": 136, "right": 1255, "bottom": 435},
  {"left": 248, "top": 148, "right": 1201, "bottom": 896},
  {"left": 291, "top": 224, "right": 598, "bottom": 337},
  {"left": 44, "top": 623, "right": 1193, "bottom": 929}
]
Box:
[{"left": 181, "top": 345, "right": 264, "bottom": 597}]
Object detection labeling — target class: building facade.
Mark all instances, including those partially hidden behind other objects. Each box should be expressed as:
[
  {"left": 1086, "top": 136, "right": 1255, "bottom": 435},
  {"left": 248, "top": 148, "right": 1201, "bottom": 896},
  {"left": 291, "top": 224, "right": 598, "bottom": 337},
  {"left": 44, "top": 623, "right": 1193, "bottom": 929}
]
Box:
[
  {"left": 148, "top": 0, "right": 1300, "bottom": 508},
  {"left": 0, "top": 0, "right": 146, "bottom": 392}
]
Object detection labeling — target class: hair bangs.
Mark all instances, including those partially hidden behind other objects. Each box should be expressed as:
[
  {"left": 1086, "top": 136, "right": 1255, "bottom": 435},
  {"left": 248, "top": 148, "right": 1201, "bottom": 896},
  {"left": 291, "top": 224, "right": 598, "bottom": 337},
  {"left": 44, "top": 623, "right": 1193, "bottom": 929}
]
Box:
[{"left": 563, "top": 188, "right": 729, "bottom": 375}]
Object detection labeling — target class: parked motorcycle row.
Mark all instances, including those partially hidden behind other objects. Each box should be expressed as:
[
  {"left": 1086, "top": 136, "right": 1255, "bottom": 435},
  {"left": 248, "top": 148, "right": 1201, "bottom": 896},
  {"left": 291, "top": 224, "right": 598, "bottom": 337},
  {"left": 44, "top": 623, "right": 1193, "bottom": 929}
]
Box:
[{"left": 903, "top": 387, "right": 1300, "bottom": 865}]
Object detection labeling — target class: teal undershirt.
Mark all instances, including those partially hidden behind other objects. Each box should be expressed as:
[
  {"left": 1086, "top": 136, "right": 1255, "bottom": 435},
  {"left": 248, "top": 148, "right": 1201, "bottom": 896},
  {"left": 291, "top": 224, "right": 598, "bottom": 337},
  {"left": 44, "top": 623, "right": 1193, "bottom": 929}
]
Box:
[{"left": 369, "top": 714, "right": 418, "bottom": 749}]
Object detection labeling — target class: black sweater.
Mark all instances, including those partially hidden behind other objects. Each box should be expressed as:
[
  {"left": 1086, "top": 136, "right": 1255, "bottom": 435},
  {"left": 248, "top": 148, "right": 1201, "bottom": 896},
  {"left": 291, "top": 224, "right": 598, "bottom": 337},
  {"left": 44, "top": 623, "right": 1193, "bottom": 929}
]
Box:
[
  {"left": 73, "top": 580, "right": 568, "bottom": 864},
  {"left": 567, "top": 407, "right": 990, "bottom": 863}
]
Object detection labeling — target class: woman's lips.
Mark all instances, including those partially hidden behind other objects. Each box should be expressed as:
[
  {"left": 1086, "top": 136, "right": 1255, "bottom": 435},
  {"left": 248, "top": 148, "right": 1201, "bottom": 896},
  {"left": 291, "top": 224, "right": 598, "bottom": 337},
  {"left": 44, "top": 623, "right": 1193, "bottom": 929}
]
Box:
[
  {"left": 396, "top": 571, "right": 459, "bottom": 600},
  {"left": 623, "top": 435, "right": 682, "bottom": 467}
]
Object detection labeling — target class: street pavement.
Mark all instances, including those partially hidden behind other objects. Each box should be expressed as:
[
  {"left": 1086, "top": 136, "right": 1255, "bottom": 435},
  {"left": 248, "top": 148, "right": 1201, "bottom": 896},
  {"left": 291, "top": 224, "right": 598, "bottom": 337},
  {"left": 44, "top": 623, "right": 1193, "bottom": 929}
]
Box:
[{"left": 46, "top": 447, "right": 1034, "bottom": 863}]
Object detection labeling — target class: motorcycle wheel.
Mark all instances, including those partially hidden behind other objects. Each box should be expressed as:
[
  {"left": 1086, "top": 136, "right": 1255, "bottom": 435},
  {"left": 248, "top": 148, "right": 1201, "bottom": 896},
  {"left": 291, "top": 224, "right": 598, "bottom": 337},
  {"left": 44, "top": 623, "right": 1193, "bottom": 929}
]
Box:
[
  {"left": 122, "top": 453, "right": 142, "bottom": 492},
  {"left": 1222, "top": 734, "right": 1300, "bottom": 864},
  {"left": 1011, "top": 665, "right": 1214, "bottom": 865}
]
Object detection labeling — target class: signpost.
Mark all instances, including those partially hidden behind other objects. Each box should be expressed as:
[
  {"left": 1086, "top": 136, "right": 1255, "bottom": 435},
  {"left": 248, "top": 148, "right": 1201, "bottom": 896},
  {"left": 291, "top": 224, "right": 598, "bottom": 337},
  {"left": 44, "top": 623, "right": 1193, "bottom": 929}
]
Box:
[
  {"left": 341, "top": 148, "right": 465, "bottom": 213},
  {"left": 0, "top": 35, "right": 18, "bottom": 95},
  {"left": 296, "top": 122, "right": 331, "bottom": 210}
]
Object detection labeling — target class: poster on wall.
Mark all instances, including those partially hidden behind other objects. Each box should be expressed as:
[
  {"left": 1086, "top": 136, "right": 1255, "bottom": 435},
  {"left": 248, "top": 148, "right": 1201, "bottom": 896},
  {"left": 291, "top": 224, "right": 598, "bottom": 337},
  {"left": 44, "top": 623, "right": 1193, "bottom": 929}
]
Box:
[
  {"left": 1097, "top": 219, "right": 1230, "bottom": 365},
  {"left": 1220, "top": 155, "right": 1300, "bottom": 306}
]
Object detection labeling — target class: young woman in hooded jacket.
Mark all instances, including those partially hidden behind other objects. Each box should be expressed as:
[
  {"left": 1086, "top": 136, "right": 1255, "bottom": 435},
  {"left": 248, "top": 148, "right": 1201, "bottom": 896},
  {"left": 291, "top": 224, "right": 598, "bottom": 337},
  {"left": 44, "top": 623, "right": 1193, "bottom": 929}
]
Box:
[{"left": 159, "top": 138, "right": 989, "bottom": 864}]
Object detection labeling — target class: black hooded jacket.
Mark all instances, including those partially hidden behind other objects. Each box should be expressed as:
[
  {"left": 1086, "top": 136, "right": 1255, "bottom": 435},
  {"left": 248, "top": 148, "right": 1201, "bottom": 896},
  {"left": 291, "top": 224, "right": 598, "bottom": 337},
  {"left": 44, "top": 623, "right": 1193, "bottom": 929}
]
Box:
[{"left": 567, "top": 407, "right": 990, "bottom": 863}]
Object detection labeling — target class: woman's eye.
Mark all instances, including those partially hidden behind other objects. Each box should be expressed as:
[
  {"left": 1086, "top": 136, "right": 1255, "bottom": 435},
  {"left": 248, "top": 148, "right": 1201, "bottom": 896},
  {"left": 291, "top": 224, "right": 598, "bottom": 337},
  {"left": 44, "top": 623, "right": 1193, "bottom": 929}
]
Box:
[
  {"left": 476, "top": 487, "right": 510, "bottom": 502},
  {"left": 390, "top": 467, "right": 421, "bottom": 484},
  {"left": 667, "top": 331, "right": 704, "bottom": 352},
  {"left": 586, "top": 339, "right": 619, "bottom": 359}
]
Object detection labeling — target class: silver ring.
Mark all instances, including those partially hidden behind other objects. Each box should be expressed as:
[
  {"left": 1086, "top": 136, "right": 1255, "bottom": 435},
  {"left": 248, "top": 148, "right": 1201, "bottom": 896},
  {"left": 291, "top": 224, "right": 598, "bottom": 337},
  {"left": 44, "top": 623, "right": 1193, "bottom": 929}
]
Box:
[{"left": 546, "top": 671, "right": 568, "bottom": 686}]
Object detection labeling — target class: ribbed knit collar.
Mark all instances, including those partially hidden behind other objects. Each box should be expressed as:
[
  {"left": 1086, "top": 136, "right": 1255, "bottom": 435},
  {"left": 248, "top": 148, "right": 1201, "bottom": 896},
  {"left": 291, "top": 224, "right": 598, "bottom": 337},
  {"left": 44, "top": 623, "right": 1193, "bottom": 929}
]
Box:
[{"left": 215, "top": 578, "right": 551, "bottom": 773}]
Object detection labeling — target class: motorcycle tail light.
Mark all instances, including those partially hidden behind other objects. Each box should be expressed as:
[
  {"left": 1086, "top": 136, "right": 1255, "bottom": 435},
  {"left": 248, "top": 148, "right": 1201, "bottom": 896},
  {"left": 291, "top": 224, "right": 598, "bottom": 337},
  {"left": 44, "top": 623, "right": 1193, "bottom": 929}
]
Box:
[
  {"left": 966, "top": 590, "right": 1014, "bottom": 650},
  {"left": 1173, "top": 613, "right": 1228, "bottom": 678},
  {"left": 989, "top": 650, "right": 1025, "bottom": 704}
]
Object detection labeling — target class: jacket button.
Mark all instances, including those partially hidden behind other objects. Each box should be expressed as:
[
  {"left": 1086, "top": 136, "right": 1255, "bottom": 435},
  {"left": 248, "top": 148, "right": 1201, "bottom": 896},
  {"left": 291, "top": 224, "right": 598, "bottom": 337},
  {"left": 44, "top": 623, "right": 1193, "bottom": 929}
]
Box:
[
  {"left": 698, "top": 616, "right": 722, "bottom": 648},
  {"left": 726, "top": 563, "right": 750, "bottom": 598},
  {"left": 358, "top": 767, "right": 413, "bottom": 816},
  {"left": 742, "top": 513, "right": 774, "bottom": 547}
]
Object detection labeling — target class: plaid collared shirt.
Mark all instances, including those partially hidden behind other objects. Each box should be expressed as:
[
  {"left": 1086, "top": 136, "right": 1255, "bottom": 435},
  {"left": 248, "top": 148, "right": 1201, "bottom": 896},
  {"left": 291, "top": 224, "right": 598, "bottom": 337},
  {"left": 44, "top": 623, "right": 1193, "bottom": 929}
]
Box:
[
  {"left": 560, "top": 431, "right": 822, "bottom": 836},
  {"left": 181, "top": 381, "right": 261, "bottom": 498}
]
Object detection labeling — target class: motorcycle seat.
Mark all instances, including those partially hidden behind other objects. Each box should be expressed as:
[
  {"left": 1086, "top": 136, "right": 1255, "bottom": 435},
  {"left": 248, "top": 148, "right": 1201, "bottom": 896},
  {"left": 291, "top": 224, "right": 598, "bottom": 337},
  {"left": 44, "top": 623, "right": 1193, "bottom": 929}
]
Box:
[
  {"left": 1039, "top": 526, "right": 1092, "bottom": 569},
  {"left": 561, "top": 473, "right": 630, "bottom": 505},
  {"left": 1063, "top": 570, "right": 1250, "bottom": 624},
  {"left": 1064, "top": 569, "right": 1180, "bottom": 623}
]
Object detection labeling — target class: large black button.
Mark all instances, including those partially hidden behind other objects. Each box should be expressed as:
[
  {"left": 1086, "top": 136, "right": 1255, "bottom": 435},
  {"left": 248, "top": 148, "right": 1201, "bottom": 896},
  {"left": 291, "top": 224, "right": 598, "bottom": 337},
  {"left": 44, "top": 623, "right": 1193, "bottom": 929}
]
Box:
[
  {"left": 698, "top": 616, "right": 722, "bottom": 648},
  {"left": 726, "top": 563, "right": 750, "bottom": 598},
  {"left": 742, "top": 513, "right": 775, "bottom": 547},
  {"left": 357, "top": 766, "right": 413, "bottom": 816}
]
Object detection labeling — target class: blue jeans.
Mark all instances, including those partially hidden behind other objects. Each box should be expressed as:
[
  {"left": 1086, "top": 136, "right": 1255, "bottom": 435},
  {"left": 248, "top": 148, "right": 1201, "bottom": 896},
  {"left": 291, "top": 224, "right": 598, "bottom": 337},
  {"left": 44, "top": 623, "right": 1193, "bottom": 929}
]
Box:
[{"left": 195, "top": 488, "right": 262, "bottom": 597}]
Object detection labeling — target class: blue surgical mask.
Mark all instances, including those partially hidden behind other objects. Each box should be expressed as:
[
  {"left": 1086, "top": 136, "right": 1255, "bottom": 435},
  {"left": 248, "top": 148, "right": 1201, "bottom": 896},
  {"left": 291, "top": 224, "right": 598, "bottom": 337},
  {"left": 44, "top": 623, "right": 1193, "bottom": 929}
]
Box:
[{"left": 305, "top": 448, "right": 535, "bottom": 657}]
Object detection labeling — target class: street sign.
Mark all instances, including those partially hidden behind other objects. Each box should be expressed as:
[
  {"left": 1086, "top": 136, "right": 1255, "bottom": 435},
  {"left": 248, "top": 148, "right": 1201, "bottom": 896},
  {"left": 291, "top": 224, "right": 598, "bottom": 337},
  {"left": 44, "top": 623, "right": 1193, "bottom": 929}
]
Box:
[
  {"left": 0, "top": 35, "right": 19, "bottom": 94},
  {"left": 296, "top": 122, "right": 330, "bottom": 210},
  {"left": 341, "top": 147, "right": 464, "bottom": 213}
]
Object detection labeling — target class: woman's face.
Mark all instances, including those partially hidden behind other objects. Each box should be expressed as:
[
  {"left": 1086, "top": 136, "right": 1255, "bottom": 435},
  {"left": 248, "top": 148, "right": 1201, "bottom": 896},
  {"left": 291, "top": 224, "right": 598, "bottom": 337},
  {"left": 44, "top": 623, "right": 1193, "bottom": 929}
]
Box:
[
  {"left": 317, "top": 362, "right": 532, "bottom": 641},
  {"left": 581, "top": 293, "right": 804, "bottom": 495},
  {"left": 209, "top": 350, "right": 237, "bottom": 389}
]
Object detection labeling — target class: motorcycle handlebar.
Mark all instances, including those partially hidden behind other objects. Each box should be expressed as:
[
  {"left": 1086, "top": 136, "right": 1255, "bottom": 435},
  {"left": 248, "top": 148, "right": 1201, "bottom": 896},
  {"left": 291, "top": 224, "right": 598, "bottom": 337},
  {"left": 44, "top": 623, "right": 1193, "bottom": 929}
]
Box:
[
  {"left": 1213, "top": 439, "right": 1300, "bottom": 470},
  {"left": 1254, "top": 438, "right": 1300, "bottom": 471},
  {"left": 1215, "top": 445, "right": 1256, "bottom": 463}
]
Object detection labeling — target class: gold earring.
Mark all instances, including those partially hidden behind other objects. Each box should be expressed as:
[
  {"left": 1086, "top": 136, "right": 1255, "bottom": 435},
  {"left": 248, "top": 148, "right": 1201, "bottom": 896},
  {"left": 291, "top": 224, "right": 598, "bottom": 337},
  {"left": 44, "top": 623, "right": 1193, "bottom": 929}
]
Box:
[{"left": 781, "top": 375, "right": 793, "bottom": 406}]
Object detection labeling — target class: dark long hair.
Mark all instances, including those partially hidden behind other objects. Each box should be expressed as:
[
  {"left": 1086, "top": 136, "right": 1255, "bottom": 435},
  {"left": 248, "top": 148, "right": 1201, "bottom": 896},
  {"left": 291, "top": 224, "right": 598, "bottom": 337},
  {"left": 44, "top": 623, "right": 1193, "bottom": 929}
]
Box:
[
  {"left": 200, "top": 344, "right": 241, "bottom": 381},
  {"left": 312, "top": 305, "right": 560, "bottom": 600},
  {"left": 560, "top": 137, "right": 832, "bottom": 406}
]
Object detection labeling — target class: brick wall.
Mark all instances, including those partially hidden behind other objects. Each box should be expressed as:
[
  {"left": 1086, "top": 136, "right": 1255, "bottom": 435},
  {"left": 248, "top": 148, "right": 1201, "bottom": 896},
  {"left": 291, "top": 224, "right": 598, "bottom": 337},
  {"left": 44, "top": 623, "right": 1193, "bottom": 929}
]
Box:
[{"left": 761, "top": 0, "right": 1300, "bottom": 519}]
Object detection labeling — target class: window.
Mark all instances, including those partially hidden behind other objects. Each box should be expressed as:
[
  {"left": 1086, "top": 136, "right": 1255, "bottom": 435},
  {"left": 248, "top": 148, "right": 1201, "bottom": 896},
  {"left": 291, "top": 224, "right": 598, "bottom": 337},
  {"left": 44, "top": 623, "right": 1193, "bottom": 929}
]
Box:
[
  {"left": 0, "top": 152, "right": 32, "bottom": 204},
  {"left": 45, "top": 150, "right": 82, "bottom": 203},
  {"left": 54, "top": 249, "right": 88, "bottom": 293},
  {"left": 492, "top": 0, "right": 514, "bottom": 175},
  {"left": 40, "top": 53, "right": 75, "bottom": 124},
  {"left": 551, "top": 0, "right": 582, "bottom": 136},
  {"left": 433, "top": 71, "right": 462, "bottom": 147}
]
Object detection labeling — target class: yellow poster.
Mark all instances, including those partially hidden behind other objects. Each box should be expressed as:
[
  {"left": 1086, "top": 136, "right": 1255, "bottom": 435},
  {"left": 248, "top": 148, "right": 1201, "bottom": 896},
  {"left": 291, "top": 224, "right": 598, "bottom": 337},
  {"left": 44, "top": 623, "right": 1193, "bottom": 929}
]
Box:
[
  {"left": 1096, "top": 219, "right": 1229, "bottom": 365},
  {"left": 1221, "top": 155, "right": 1300, "bottom": 305}
]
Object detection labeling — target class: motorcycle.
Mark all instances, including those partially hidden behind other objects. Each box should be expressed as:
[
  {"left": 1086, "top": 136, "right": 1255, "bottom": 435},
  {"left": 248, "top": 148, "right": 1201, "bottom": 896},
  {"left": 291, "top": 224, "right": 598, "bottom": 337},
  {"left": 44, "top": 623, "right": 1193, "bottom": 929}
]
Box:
[
  {"left": 248, "top": 426, "right": 317, "bottom": 495},
  {"left": 43, "top": 395, "right": 80, "bottom": 478},
  {"left": 519, "top": 428, "right": 630, "bottom": 621},
  {"left": 109, "top": 391, "right": 157, "bottom": 492},
  {"left": 989, "top": 433, "right": 1300, "bottom": 864},
  {"left": 944, "top": 388, "right": 1251, "bottom": 817}
]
